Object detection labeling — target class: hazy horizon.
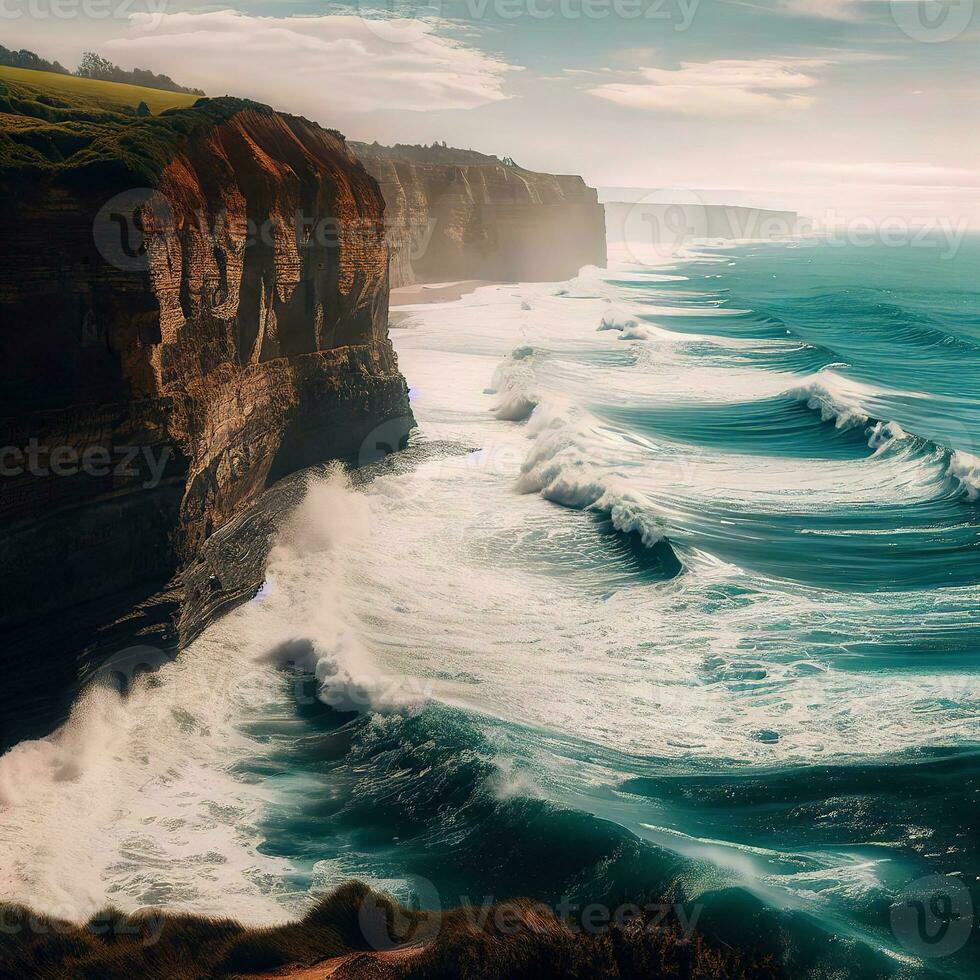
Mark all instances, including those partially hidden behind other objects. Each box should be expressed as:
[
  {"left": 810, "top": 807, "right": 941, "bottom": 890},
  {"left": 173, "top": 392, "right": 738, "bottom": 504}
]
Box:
[{"left": 5, "top": 0, "right": 979, "bottom": 229}]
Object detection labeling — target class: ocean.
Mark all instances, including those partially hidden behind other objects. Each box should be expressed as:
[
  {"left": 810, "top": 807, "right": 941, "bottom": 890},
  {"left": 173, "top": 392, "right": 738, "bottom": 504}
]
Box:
[{"left": 1, "top": 236, "right": 977, "bottom": 978}]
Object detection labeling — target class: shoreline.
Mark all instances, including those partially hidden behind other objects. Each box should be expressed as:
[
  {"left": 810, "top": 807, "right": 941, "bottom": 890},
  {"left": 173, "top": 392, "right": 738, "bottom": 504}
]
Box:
[{"left": 390, "top": 280, "right": 504, "bottom": 307}]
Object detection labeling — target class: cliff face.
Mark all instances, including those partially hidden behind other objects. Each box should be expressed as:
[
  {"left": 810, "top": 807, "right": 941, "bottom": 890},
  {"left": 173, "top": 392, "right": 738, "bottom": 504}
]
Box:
[
  {"left": 0, "top": 88, "right": 412, "bottom": 745},
  {"left": 604, "top": 201, "right": 799, "bottom": 243},
  {"left": 351, "top": 143, "right": 607, "bottom": 287}
]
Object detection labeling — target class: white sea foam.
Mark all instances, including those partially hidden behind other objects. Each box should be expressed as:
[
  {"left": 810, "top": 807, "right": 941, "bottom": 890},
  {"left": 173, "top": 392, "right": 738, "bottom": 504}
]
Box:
[
  {"left": 3, "top": 254, "right": 976, "bottom": 935},
  {"left": 0, "top": 685, "right": 130, "bottom": 810},
  {"left": 486, "top": 345, "right": 540, "bottom": 420},
  {"left": 866, "top": 420, "right": 910, "bottom": 452},
  {"left": 789, "top": 374, "right": 871, "bottom": 431},
  {"left": 257, "top": 471, "right": 419, "bottom": 713},
  {"left": 618, "top": 323, "right": 655, "bottom": 341},
  {"left": 0, "top": 468, "right": 416, "bottom": 923},
  {"left": 598, "top": 487, "right": 666, "bottom": 546},
  {"left": 948, "top": 451, "right": 980, "bottom": 500},
  {"left": 790, "top": 375, "right": 955, "bottom": 465},
  {"left": 598, "top": 308, "right": 639, "bottom": 332},
  {"left": 511, "top": 399, "right": 666, "bottom": 546}
]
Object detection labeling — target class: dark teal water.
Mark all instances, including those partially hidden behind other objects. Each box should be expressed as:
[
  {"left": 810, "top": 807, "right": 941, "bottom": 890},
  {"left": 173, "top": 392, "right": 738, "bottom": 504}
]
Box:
[
  {"left": 2, "top": 239, "right": 975, "bottom": 978},
  {"left": 225, "top": 239, "right": 979, "bottom": 978}
]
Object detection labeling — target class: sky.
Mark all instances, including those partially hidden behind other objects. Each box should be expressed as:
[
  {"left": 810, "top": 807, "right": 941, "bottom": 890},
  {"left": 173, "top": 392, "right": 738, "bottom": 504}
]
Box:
[{"left": 5, "top": 0, "right": 979, "bottom": 225}]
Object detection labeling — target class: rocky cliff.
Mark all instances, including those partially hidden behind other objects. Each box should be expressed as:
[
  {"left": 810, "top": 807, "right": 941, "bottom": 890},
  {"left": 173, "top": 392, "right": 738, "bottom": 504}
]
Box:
[
  {"left": 604, "top": 200, "right": 799, "bottom": 243},
  {"left": 0, "top": 82, "right": 413, "bottom": 746},
  {"left": 351, "top": 143, "right": 607, "bottom": 287}
]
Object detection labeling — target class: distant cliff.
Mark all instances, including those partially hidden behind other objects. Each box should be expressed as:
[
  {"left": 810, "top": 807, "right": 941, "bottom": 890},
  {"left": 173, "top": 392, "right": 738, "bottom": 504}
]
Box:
[
  {"left": 0, "top": 81, "right": 412, "bottom": 746},
  {"left": 604, "top": 201, "right": 799, "bottom": 243},
  {"left": 351, "top": 142, "right": 607, "bottom": 287}
]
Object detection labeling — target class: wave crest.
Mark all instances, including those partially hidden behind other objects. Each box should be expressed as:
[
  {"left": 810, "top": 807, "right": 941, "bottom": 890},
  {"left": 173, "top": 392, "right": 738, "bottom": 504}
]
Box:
[
  {"left": 598, "top": 308, "right": 639, "bottom": 333},
  {"left": 789, "top": 376, "right": 870, "bottom": 432},
  {"left": 489, "top": 346, "right": 539, "bottom": 421},
  {"left": 948, "top": 452, "right": 980, "bottom": 501},
  {"left": 512, "top": 400, "right": 666, "bottom": 548}
]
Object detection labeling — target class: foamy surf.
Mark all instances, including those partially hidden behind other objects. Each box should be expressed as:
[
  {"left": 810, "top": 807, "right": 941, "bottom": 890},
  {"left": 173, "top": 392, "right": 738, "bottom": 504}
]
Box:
[
  {"left": 0, "top": 467, "right": 423, "bottom": 924},
  {"left": 1, "top": 239, "right": 977, "bottom": 980},
  {"left": 948, "top": 451, "right": 980, "bottom": 500}
]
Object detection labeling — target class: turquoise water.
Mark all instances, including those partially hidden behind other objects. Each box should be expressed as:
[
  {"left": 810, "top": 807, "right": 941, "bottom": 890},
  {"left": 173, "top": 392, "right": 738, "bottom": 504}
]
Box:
[
  {"left": 242, "top": 239, "right": 978, "bottom": 976},
  {"left": 2, "top": 238, "right": 977, "bottom": 977}
]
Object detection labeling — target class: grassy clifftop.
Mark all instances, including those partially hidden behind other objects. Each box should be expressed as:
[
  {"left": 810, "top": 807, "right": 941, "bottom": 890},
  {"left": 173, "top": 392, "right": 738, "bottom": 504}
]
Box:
[
  {"left": 0, "top": 65, "right": 197, "bottom": 114},
  {"left": 0, "top": 68, "right": 268, "bottom": 192}
]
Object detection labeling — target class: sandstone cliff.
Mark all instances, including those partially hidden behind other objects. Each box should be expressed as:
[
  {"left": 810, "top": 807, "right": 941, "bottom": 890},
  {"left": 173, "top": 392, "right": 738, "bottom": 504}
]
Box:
[
  {"left": 351, "top": 143, "right": 607, "bottom": 287},
  {"left": 0, "top": 82, "right": 413, "bottom": 746}
]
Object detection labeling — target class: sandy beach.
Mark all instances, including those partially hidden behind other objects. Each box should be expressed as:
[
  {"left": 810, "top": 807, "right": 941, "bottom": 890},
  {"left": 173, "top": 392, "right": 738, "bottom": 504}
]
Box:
[{"left": 389, "top": 280, "right": 501, "bottom": 307}]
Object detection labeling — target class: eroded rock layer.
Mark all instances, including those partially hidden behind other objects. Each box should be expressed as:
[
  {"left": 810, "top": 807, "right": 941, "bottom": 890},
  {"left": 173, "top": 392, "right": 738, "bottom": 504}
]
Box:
[
  {"left": 0, "top": 92, "right": 412, "bottom": 745},
  {"left": 351, "top": 143, "right": 607, "bottom": 287}
]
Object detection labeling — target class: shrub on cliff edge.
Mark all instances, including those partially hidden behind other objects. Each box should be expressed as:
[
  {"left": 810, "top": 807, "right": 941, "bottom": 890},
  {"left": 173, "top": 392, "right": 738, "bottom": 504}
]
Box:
[{"left": 0, "top": 882, "right": 783, "bottom": 980}]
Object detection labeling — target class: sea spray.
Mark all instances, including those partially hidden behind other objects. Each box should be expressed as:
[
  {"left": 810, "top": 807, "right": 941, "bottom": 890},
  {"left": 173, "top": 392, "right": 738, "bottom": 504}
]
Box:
[
  {"left": 948, "top": 451, "right": 980, "bottom": 500},
  {"left": 0, "top": 684, "right": 131, "bottom": 809},
  {"left": 0, "top": 466, "right": 424, "bottom": 923},
  {"left": 1, "top": 242, "right": 977, "bottom": 979},
  {"left": 488, "top": 346, "right": 539, "bottom": 421},
  {"left": 511, "top": 398, "right": 668, "bottom": 548}
]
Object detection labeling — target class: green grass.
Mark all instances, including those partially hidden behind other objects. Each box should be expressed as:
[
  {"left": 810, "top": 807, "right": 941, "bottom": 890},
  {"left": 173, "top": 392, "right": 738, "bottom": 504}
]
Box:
[
  {"left": 0, "top": 65, "right": 198, "bottom": 115},
  {"left": 0, "top": 66, "right": 262, "bottom": 194}
]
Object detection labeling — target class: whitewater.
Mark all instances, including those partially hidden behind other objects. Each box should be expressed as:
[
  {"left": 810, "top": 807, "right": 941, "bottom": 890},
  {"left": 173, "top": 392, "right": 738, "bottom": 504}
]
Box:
[{"left": 0, "top": 237, "right": 977, "bottom": 978}]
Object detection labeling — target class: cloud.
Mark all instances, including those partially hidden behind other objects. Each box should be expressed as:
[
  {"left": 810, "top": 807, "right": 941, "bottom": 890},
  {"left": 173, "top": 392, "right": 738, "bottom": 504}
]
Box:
[
  {"left": 106, "top": 10, "right": 517, "bottom": 115},
  {"left": 587, "top": 58, "right": 832, "bottom": 116},
  {"left": 782, "top": 161, "right": 980, "bottom": 187},
  {"left": 777, "top": 0, "right": 866, "bottom": 20},
  {"left": 778, "top": 0, "right": 974, "bottom": 24}
]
